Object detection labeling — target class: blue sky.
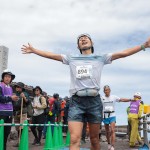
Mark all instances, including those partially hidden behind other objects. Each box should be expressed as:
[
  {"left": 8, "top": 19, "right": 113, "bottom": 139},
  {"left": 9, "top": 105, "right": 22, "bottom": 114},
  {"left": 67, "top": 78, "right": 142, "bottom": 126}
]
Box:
[{"left": 0, "top": 0, "right": 150, "bottom": 124}]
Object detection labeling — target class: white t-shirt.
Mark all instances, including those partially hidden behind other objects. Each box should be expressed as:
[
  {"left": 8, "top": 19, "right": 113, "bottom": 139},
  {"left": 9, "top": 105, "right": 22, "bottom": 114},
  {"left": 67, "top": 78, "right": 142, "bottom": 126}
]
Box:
[
  {"left": 102, "top": 95, "right": 120, "bottom": 118},
  {"left": 61, "top": 53, "right": 112, "bottom": 96},
  {"left": 33, "top": 96, "right": 44, "bottom": 116}
]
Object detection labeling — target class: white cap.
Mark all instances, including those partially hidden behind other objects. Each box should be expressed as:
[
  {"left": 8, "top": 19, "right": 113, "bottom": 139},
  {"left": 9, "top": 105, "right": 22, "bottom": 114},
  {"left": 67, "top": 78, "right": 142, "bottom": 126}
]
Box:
[
  {"left": 3, "top": 69, "right": 10, "bottom": 73},
  {"left": 134, "top": 92, "right": 141, "bottom": 97},
  {"left": 2, "top": 69, "right": 15, "bottom": 80}
]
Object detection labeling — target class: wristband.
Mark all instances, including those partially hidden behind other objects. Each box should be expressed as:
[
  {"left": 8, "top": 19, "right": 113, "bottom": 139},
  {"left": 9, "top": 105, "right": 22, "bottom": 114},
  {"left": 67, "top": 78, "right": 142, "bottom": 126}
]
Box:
[{"left": 141, "top": 45, "right": 145, "bottom": 51}]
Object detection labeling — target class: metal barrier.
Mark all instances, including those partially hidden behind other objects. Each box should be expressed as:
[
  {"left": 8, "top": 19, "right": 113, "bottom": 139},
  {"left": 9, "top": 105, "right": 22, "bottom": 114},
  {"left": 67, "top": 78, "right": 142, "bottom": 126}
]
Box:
[{"left": 139, "top": 113, "right": 150, "bottom": 148}]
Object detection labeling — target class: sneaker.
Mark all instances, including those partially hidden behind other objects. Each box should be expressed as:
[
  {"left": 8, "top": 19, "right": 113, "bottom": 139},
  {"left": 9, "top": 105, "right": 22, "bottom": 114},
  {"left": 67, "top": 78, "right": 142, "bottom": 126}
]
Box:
[
  {"left": 138, "top": 140, "right": 144, "bottom": 146},
  {"left": 32, "top": 139, "right": 38, "bottom": 145},
  {"left": 35, "top": 142, "right": 41, "bottom": 146},
  {"left": 63, "top": 133, "right": 67, "bottom": 136},
  {"left": 108, "top": 144, "right": 111, "bottom": 150},
  {"left": 13, "top": 143, "right": 19, "bottom": 147},
  {"left": 129, "top": 143, "right": 135, "bottom": 148},
  {"left": 81, "top": 139, "right": 86, "bottom": 144},
  {"left": 110, "top": 146, "right": 115, "bottom": 150}
]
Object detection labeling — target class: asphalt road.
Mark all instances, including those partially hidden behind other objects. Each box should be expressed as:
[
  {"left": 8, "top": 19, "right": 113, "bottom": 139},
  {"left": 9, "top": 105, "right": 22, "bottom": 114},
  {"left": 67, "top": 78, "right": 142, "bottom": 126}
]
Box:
[{"left": 7, "top": 130, "right": 141, "bottom": 150}]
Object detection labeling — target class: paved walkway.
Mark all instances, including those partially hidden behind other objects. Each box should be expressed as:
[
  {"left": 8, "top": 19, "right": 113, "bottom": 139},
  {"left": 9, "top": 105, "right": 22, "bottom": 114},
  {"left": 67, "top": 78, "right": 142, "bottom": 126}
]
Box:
[{"left": 7, "top": 131, "right": 145, "bottom": 150}]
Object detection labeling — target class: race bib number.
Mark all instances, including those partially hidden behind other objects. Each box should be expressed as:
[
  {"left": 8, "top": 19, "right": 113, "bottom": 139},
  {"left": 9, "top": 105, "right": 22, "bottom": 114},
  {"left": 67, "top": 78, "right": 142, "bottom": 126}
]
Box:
[{"left": 76, "top": 65, "right": 92, "bottom": 79}]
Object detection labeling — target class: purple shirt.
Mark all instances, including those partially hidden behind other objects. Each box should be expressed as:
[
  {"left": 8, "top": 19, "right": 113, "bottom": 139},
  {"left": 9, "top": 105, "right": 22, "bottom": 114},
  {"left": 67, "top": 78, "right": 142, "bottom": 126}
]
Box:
[
  {"left": 129, "top": 100, "right": 140, "bottom": 114},
  {"left": 0, "top": 82, "right": 13, "bottom": 116}
]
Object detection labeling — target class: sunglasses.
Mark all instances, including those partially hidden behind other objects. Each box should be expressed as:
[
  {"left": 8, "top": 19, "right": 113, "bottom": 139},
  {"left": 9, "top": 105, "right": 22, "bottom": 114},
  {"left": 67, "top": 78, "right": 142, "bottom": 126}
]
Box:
[
  {"left": 134, "top": 96, "right": 141, "bottom": 98},
  {"left": 35, "top": 89, "right": 39, "bottom": 91},
  {"left": 16, "top": 86, "right": 21, "bottom": 88}
]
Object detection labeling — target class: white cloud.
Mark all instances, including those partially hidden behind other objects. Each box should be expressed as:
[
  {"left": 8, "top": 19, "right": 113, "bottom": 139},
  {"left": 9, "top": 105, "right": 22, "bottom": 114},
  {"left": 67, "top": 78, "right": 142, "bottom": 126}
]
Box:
[
  {"left": 0, "top": 0, "right": 150, "bottom": 101},
  {"left": 1, "top": 0, "right": 150, "bottom": 43}
]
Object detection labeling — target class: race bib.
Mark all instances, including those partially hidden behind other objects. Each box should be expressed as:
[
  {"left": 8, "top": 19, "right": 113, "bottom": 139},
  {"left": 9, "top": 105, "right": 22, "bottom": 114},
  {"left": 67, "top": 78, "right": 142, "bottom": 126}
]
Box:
[{"left": 76, "top": 65, "right": 92, "bottom": 79}]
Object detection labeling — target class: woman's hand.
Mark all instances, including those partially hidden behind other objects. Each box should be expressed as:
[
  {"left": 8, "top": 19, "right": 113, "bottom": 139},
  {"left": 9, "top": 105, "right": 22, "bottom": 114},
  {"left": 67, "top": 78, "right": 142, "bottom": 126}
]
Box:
[
  {"left": 21, "top": 43, "right": 35, "bottom": 54},
  {"left": 144, "top": 38, "right": 150, "bottom": 48}
]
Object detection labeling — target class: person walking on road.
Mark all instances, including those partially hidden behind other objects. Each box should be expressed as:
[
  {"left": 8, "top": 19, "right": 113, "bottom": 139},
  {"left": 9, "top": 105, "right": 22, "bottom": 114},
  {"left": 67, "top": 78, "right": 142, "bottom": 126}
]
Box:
[{"left": 102, "top": 85, "right": 132, "bottom": 150}]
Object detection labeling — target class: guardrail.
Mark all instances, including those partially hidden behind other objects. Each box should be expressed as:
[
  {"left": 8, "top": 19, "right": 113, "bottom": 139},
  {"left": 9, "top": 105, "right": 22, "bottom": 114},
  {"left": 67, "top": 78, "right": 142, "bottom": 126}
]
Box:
[{"left": 139, "top": 113, "right": 150, "bottom": 148}]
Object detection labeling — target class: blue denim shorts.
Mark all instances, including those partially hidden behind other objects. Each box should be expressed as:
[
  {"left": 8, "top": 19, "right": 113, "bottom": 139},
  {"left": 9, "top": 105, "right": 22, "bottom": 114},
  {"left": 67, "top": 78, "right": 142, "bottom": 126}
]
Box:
[
  {"left": 68, "top": 94, "right": 103, "bottom": 123},
  {"left": 103, "top": 116, "right": 116, "bottom": 125}
]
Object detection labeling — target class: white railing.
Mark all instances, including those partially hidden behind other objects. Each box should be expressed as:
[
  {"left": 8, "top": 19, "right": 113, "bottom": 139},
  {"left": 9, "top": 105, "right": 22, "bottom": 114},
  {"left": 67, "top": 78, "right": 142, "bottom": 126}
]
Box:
[{"left": 139, "top": 113, "right": 150, "bottom": 148}]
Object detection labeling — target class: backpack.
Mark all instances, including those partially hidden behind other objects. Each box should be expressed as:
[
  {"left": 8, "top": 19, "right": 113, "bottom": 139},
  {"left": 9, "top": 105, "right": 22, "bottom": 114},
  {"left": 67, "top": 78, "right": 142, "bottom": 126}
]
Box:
[
  {"left": 39, "top": 96, "right": 49, "bottom": 116},
  {"left": 27, "top": 102, "right": 34, "bottom": 117},
  {"left": 26, "top": 99, "right": 34, "bottom": 117}
]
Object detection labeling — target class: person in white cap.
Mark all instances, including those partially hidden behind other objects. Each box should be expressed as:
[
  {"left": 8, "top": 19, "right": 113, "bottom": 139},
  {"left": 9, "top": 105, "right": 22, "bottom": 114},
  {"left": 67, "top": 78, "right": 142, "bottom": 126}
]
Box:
[
  {"left": 128, "top": 92, "right": 143, "bottom": 148},
  {"left": 21, "top": 34, "right": 150, "bottom": 150},
  {"left": 0, "top": 69, "right": 19, "bottom": 150}
]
